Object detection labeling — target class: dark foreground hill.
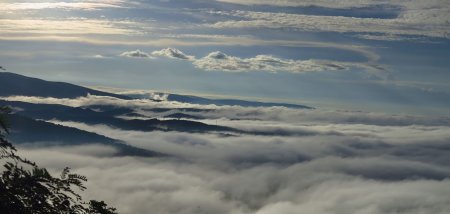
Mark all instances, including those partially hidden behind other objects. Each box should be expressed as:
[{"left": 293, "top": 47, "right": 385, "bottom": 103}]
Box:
[
  {"left": 0, "top": 72, "right": 130, "bottom": 99},
  {"left": 0, "top": 72, "right": 315, "bottom": 144},
  {"left": 0, "top": 100, "right": 237, "bottom": 133},
  {"left": 6, "top": 113, "right": 163, "bottom": 157}
]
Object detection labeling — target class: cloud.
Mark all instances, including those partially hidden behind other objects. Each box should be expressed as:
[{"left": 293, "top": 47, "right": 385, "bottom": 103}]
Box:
[
  {"left": 147, "top": 48, "right": 384, "bottom": 73},
  {"left": 215, "top": 0, "right": 374, "bottom": 8},
  {"left": 16, "top": 120, "right": 450, "bottom": 213},
  {"left": 193, "top": 51, "right": 374, "bottom": 73},
  {"left": 93, "top": 54, "right": 106, "bottom": 58},
  {"left": 354, "top": 34, "right": 432, "bottom": 42},
  {"left": 47, "top": 119, "right": 450, "bottom": 165},
  {"left": 0, "top": 1, "right": 127, "bottom": 11},
  {"left": 3, "top": 95, "right": 450, "bottom": 127},
  {"left": 151, "top": 47, "right": 195, "bottom": 60},
  {"left": 119, "top": 49, "right": 154, "bottom": 58},
  {"left": 5, "top": 93, "right": 450, "bottom": 213},
  {"left": 207, "top": 7, "right": 450, "bottom": 40},
  {"left": 0, "top": 19, "right": 139, "bottom": 36}
]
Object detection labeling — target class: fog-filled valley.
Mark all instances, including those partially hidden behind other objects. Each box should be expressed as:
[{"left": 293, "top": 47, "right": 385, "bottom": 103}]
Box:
[{"left": 1, "top": 72, "right": 449, "bottom": 213}]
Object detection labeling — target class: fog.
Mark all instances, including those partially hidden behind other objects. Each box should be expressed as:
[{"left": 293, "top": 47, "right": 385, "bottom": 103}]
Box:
[{"left": 5, "top": 95, "right": 450, "bottom": 213}]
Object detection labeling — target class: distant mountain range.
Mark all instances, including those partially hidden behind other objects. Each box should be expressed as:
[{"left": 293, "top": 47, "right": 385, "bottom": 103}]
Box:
[
  {"left": 127, "top": 93, "right": 313, "bottom": 109},
  {"left": 0, "top": 72, "right": 312, "bottom": 109},
  {"left": 6, "top": 113, "right": 163, "bottom": 157},
  {"left": 0, "top": 72, "right": 314, "bottom": 156},
  {"left": 0, "top": 72, "right": 130, "bottom": 99},
  {"left": 166, "top": 94, "right": 313, "bottom": 109}
]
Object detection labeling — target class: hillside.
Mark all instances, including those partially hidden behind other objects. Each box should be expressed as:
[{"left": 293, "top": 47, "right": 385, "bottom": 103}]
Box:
[{"left": 0, "top": 72, "right": 130, "bottom": 99}]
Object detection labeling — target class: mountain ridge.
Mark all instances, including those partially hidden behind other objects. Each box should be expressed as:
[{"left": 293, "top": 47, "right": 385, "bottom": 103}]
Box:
[{"left": 0, "top": 72, "right": 130, "bottom": 99}]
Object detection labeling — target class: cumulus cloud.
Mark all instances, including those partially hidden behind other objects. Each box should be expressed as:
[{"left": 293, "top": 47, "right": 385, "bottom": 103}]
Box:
[
  {"left": 119, "top": 49, "right": 154, "bottom": 58},
  {"left": 193, "top": 51, "right": 373, "bottom": 73},
  {"left": 151, "top": 48, "right": 195, "bottom": 60},
  {"left": 145, "top": 48, "right": 384, "bottom": 73}
]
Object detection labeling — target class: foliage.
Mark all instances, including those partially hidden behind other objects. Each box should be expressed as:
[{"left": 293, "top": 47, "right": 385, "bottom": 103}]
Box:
[{"left": 0, "top": 106, "right": 117, "bottom": 214}]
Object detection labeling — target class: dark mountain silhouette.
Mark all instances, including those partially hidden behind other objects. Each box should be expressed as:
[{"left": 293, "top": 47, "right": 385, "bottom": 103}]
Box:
[
  {"left": 0, "top": 72, "right": 315, "bottom": 138},
  {"left": 164, "top": 113, "right": 204, "bottom": 120},
  {"left": 0, "top": 100, "right": 236, "bottom": 133},
  {"left": 166, "top": 94, "right": 313, "bottom": 109},
  {"left": 145, "top": 107, "right": 214, "bottom": 113},
  {"left": 0, "top": 72, "right": 313, "bottom": 109},
  {"left": 1, "top": 100, "right": 317, "bottom": 137},
  {"left": 126, "top": 93, "right": 313, "bottom": 109},
  {"left": 6, "top": 113, "right": 162, "bottom": 157},
  {"left": 0, "top": 72, "right": 130, "bottom": 99}
]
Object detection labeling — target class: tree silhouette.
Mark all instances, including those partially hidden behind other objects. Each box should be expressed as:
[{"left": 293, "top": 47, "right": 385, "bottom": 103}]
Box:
[{"left": 0, "top": 106, "right": 117, "bottom": 214}]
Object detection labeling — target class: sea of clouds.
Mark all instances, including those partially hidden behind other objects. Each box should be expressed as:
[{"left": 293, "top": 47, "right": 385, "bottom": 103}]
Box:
[{"left": 5, "top": 95, "right": 450, "bottom": 214}]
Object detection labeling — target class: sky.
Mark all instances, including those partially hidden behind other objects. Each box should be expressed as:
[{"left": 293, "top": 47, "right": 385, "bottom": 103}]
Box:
[
  {"left": 2, "top": 2, "right": 450, "bottom": 213},
  {"left": 1, "top": 0, "right": 450, "bottom": 115}
]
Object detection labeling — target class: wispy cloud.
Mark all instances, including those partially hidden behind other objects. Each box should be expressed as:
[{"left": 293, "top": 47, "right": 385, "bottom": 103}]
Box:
[
  {"left": 207, "top": 7, "right": 450, "bottom": 40},
  {"left": 0, "top": 0, "right": 127, "bottom": 11},
  {"left": 120, "top": 49, "right": 154, "bottom": 58},
  {"left": 0, "top": 19, "right": 139, "bottom": 36},
  {"left": 215, "top": 0, "right": 375, "bottom": 8}
]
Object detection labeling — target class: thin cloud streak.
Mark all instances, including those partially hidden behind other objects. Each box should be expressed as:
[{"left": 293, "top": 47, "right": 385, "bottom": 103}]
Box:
[
  {"left": 0, "top": 1, "right": 127, "bottom": 11},
  {"left": 207, "top": 8, "right": 450, "bottom": 40}
]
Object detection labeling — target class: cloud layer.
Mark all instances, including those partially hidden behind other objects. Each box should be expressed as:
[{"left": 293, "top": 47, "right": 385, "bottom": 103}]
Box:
[
  {"left": 18, "top": 120, "right": 450, "bottom": 214},
  {"left": 4, "top": 94, "right": 450, "bottom": 213}
]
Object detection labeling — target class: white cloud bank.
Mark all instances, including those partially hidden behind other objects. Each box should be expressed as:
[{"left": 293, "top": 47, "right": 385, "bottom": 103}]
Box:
[
  {"left": 21, "top": 145, "right": 450, "bottom": 214},
  {"left": 4, "top": 94, "right": 450, "bottom": 213},
  {"left": 17, "top": 120, "right": 450, "bottom": 214},
  {"left": 122, "top": 47, "right": 384, "bottom": 73}
]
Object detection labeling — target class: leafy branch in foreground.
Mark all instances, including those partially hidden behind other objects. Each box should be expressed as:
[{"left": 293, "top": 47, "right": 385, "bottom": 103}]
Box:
[{"left": 0, "top": 106, "right": 117, "bottom": 214}]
